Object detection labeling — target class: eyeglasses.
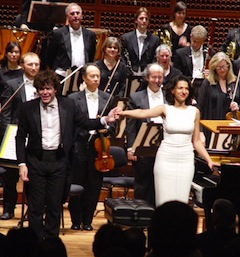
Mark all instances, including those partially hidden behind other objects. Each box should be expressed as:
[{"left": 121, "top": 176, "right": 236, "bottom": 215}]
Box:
[{"left": 215, "top": 65, "right": 229, "bottom": 71}]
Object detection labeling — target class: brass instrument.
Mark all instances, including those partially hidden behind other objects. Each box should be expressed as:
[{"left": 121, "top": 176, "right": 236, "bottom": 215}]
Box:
[
  {"left": 159, "top": 29, "right": 172, "bottom": 49},
  {"left": 226, "top": 30, "right": 237, "bottom": 61}
]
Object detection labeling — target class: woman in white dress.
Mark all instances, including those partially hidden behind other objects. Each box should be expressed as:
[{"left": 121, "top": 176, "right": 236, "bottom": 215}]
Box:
[{"left": 117, "top": 75, "right": 219, "bottom": 206}]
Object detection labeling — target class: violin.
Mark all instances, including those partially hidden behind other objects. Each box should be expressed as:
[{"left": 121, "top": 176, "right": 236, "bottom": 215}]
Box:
[{"left": 94, "top": 132, "right": 115, "bottom": 172}]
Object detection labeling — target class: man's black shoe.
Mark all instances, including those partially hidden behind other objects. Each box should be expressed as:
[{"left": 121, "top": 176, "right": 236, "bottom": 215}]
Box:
[
  {"left": 71, "top": 224, "right": 80, "bottom": 230},
  {"left": 82, "top": 224, "right": 93, "bottom": 231},
  {"left": 1, "top": 212, "right": 14, "bottom": 220}
]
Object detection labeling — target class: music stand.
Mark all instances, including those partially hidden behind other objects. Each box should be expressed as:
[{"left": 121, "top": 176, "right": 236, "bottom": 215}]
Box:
[
  {"left": 28, "top": 1, "right": 68, "bottom": 28},
  {"left": 124, "top": 75, "right": 143, "bottom": 98},
  {"left": 132, "top": 122, "right": 163, "bottom": 157}
]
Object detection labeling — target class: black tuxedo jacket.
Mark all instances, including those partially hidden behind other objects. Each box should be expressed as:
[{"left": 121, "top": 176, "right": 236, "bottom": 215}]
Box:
[
  {"left": 68, "top": 90, "right": 114, "bottom": 139},
  {"left": 126, "top": 89, "right": 166, "bottom": 147},
  {"left": 173, "top": 46, "right": 211, "bottom": 77},
  {"left": 120, "top": 30, "right": 160, "bottom": 74},
  {"left": 16, "top": 97, "right": 104, "bottom": 164},
  {"left": 0, "top": 76, "right": 27, "bottom": 138},
  {"left": 220, "top": 28, "right": 240, "bottom": 60},
  {"left": 46, "top": 26, "right": 96, "bottom": 71}
]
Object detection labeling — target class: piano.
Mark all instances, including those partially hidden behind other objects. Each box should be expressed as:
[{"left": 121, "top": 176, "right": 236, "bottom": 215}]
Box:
[{"left": 192, "top": 120, "right": 240, "bottom": 231}]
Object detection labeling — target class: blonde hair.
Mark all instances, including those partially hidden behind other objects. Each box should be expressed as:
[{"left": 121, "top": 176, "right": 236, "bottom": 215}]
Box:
[
  {"left": 20, "top": 52, "right": 40, "bottom": 64},
  {"left": 102, "top": 37, "right": 121, "bottom": 56},
  {"left": 208, "top": 52, "right": 236, "bottom": 85}
]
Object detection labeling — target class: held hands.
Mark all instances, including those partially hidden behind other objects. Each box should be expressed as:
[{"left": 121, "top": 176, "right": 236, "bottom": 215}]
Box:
[
  {"left": 207, "top": 160, "right": 220, "bottom": 172},
  {"left": 19, "top": 165, "right": 29, "bottom": 182},
  {"left": 105, "top": 106, "right": 122, "bottom": 123},
  {"left": 178, "top": 36, "right": 188, "bottom": 47}
]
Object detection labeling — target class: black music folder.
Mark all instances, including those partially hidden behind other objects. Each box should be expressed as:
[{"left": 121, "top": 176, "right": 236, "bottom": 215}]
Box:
[{"left": 28, "top": 1, "right": 68, "bottom": 27}]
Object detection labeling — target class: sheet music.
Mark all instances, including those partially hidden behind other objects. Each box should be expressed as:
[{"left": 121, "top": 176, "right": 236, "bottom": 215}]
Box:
[{"left": 0, "top": 124, "right": 18, "bottom": 160}]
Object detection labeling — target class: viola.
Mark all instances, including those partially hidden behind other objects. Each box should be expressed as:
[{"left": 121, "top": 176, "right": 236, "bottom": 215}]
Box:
[{"left": 94, "top": 132, "right": 115, "bottom": 172}]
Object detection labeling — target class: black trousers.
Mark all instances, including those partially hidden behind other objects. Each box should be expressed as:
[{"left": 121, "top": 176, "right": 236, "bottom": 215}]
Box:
[
  {"left": 133, "top": 156, "right": 156, "bottom": 207},
  {"left": 2, "top": 168, "right": 19, "bottom": 214},
  {"left": 26, "top": 153, "right": 67, "bottom": 240},
  {"left": 68, "top": 140, "right": 103, "bottom": 226}
]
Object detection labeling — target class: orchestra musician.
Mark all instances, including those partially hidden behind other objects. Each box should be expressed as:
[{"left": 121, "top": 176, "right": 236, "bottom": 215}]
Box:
[
  {"left": 220, "top": 27, "right": 240, "bottom": 61},
  {"left": 67, "top": 63, "right": 115, "bottom": 231},
  {"left": 46, "top": 3, "right": 96, "bottom": 79},
  {"left": 126, "top": 63, "right": 166, "bottom": 206},
  {"left": 233, "top": 57, "right": 240, "bottom": 76},
  {"left": 95, "top": 37, "right": 128, "bottom": 97},
  {"left": 197, "top": 52, "right": 240, "bottom": 147},
  {"left": 0, "top": 41, "right": 23, "bottom": 82},
  {"left": 15, "top": 69, "right": 117, "bottom": 240},
  {"left": 0, "top": 52, "right": 40, "bottom": 220},
  {"left": 155, "top": 44, "right": 182, "bottom": 87},
  {"left": 161, "top": 1, "right": 191, "bottom": 63},
  {"left": 120, "top": 7, "right": 160, "bottom": 76}
]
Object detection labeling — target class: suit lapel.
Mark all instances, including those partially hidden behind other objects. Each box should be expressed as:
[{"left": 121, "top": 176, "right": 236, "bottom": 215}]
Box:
[
  {"left": 132, "top": 31, "right": 140, "bottom": 58},
  {"left": 141, "top": 32, "right": 150, "bottom": 56},
  {"left": 141, "top": 90, "right": 151, "bottom": 123},
  {"left": 185, "top": 47, "right": 193, "bottom": 74},
  {"left": 63, "top": 26, "right": 72, "bottom": 61},
  {"left": 32, "top": 99, "right": 41, "bottom": 137},
  {"left": 58, "top": 98, "right": 67, "bottom": 138}
]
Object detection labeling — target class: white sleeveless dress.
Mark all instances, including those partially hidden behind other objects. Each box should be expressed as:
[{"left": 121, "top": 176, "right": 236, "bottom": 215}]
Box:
[{"left": 154, "top": 104, "right": 197, "bottom": 206}]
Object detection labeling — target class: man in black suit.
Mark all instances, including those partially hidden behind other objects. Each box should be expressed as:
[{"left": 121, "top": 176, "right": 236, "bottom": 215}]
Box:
[
  {"left": 46, "top": 2, "right": 96, "bottom": 78},
  {"left": 173, "top": 25, "right": 209, "bottom": 79},
  {"left": 0, "top": 52, "right": 40, "bottom": 220},
  {"left": 15, "top": 69, "right": 116, "bottom": 240},
  {"left": 120, "top": 7, "right": 160, "bottom": 76},
  {"left": 126, "top": 63, "right": 165, "bottom": 206},
  {"left": 67, "top": 63, "right": 115, "bottom": 231},
  {"left": 221, "top": 27, "right": 240, "bottom": 61}
]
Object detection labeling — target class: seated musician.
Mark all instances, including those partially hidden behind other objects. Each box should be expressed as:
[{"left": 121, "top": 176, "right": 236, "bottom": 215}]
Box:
[{"left": 46, "top": 3, "right": 96, "bottom": 79}]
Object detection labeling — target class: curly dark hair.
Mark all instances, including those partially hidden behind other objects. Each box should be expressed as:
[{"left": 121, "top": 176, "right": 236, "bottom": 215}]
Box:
[
  {"left": 164, "top": 75, "right": 194, "bottom": 105},
  {"left": 34, "top": 70, "right": 60, "bottom": 91}
]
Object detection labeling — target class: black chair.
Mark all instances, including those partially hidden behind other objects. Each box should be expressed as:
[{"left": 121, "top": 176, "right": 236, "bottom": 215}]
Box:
[
  {"left": 61, "top": 184, "right": 84, "bottom": 235},
  {"left": 102, "top": 146, "right": 134, "bottom": 199}
]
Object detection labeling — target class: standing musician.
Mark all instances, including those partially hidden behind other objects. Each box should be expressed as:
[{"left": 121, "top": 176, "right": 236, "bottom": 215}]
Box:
[
  {"left": 0, "top": 52, "right": 40, "bottom": 220},
  {"left": 95, "top": 37, "right": 128, "bottom": 97},
  {"left": 173, "top": 25, "right": 215, "bottom": 100},
  {"left": 197, "top": 52, "right": 240, "bottom": 147},
  {"left": 16, "top": 69, "right": 117, "bottom": 240},
  {"left": 126, "top": 63, "right": 166, "bottom": 206},
  {"left": 46, "top": 3, "right": 96, "bottom": 79},
  {"left": 221, "top": 27, "right": 240, "bottom": 61},
  {"left": 120, "top": 7, "right": 160, "bottom": 76},
  {"left": 68, "top": 63, "right": 115, "bottom": 231}
]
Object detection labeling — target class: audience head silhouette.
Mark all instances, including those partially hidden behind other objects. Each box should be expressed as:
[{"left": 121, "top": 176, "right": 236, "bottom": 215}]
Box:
[{"left": 149, "top": 201, "right": 200, "bottom": 257}]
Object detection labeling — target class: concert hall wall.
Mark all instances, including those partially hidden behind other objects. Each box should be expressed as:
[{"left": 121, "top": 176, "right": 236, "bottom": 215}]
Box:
[{"left": 0, "top": 0, "right": 239, "bottom": 51}]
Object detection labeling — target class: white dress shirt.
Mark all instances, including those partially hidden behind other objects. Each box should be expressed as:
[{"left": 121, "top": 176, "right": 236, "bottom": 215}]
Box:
[
  {"left": 23, "top": 74, "right": 37, "bottom": 101},
  {"left": 69, "top": 26, "right": 85, "bottom": 68},
  {"left": 191, "top": 46, "right": 204, "bottom": 79},
  {"left": 40, "top": 97, "right": 60, "bottom": 150},
  {"left": 147, "top": 87, "right": 164, "bottom": 124}
]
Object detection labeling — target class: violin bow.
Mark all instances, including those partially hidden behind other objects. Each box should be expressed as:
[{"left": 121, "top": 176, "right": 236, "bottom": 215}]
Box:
[
  {"left": 60, "top": 65, "right": 83, "bottom": 84},
  {"left": 103, "top": 59, "right": 121, "bottom": 92},
  {"left": 231, "top": 68, "right": 240, "bottom": 102},
  {"left": 0, "top": 82, "right": 25, "bottom": 113},
  {"left": 88, "top": 82, "right": 119, "bottom": 143}
]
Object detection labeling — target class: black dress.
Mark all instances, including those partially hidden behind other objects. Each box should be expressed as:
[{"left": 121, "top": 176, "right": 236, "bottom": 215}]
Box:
[
  {"left": 162, "top": 23, "right": 191, "bottom": 63},
  {"left": 95, "top": 59, "right": 128, "bottom": 97},
  {"left": 197, "top": 79, "right": 240, "bottom": 147}
]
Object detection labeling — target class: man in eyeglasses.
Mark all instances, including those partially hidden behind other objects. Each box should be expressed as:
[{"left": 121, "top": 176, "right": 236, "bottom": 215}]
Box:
[{"left": 46, "top": 2, "right": 96, "bottom": 79}]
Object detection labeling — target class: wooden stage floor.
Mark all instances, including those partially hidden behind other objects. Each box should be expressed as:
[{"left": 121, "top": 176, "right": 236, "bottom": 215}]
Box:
[{"left": 0, "top": 201, "right": 205, "bottom": 257}]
